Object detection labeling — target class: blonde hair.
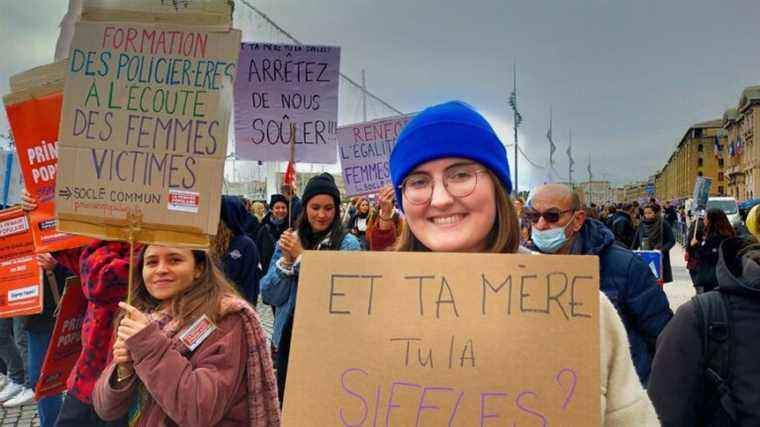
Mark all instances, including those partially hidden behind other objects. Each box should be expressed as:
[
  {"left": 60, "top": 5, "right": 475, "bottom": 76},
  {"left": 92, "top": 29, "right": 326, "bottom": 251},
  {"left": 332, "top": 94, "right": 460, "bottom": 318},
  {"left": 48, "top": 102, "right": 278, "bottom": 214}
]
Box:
[
  {"left": 395, "top": 170, "right": 520, "bottom": 253},
  {"left": 252, "top": 201, "right": 266, "bottom": 221}
]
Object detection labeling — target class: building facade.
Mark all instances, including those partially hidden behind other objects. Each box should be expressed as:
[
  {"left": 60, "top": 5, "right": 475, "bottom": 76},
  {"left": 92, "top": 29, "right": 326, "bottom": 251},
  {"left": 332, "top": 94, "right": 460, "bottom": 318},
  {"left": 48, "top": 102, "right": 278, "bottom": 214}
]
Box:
[
  {"left": 657, "top": 119, "right": 727, "bottom": 201},
  {"left": 578, "top": 180, "right": 614, "bottom": 206},
  {"left": 724, "top": 86, "right": 760, "bottom": 201}
]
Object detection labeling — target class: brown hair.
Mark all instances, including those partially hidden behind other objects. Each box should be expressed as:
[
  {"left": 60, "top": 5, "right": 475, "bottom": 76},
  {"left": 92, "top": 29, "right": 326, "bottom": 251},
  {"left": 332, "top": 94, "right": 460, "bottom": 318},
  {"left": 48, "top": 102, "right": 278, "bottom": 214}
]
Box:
[
  {"left": 209, "top": 219, "right": 233, "bottom": 264},
  {"left": 125, "top": 248, "right": 239, "bottom": 330},
  {"left": 395, "top": 170, "right": 520, "bottom": 253},
  {"left": 705, "top": 208, "right": 736, "bottom": 239}
]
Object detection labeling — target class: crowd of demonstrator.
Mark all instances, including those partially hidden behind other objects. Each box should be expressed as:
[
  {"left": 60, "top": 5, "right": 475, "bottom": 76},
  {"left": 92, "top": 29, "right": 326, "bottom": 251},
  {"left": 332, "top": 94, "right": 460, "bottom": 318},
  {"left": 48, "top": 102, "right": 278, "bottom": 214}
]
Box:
[{"left": 0, "top": 101, "right": 757, "bottom": 426}]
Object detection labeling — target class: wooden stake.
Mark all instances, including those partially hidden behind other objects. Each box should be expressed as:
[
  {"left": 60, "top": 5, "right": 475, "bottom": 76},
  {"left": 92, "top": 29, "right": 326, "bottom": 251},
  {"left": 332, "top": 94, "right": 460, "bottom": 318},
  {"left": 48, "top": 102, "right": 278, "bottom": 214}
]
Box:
[
  {"left": 118, "top": 209, "right": 142, "bottom": 382},
  {"left": 288, "top": 123, "right": 296, "bottom": 229},
  {"left": 125, "top": 209, "right": 143, "bottom": 305}
]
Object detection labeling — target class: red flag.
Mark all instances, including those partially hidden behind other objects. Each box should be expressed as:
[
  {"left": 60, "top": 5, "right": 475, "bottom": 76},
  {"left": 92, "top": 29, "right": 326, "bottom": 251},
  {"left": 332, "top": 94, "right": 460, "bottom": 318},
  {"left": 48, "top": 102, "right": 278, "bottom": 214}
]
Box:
[{"left": 284, "top": 161, "right": 296, "bottom": 187}]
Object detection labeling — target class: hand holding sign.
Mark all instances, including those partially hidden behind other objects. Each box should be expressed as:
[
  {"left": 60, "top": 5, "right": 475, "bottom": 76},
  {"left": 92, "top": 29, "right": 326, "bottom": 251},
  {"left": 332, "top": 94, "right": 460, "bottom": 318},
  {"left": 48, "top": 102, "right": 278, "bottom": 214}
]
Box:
[
  {"left": 35, "top": 253, "right": 58, "bottom": 272},
  {"left": 279, "top": 230, "right": 304, "bottom": 263},
  {"left": 21, "top": 189, "right": 37, "bottom": 212},
  {"left": 378, "top": 185, "right": 395, "bottom": 217},
  {"left": 112, "top": 337, "right": 132, "bottom": 366},
  {"left": 117, "top": 302, "right": 150, "bottom": 342}
]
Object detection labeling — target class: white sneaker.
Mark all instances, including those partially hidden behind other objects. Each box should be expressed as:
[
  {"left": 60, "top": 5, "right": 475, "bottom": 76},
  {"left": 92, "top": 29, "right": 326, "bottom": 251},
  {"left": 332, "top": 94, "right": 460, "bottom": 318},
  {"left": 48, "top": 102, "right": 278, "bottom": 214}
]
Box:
[
  {"left": 3, "top": 388, "right": 35, "bottom": 407},
  {"left": 0, "top": 382, "right": 23, "bottom": 402}
]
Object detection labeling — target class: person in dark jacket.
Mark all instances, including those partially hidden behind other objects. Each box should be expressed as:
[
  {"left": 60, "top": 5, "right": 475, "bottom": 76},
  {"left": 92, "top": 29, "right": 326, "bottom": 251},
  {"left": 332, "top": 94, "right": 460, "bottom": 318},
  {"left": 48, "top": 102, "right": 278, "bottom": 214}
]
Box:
[
  {"left": 256, "top": 194, "right": 290, "bottom": 278},
  {"left": 632, "top": 203, "right": 675, "bottom": 283},
  {"left": 686, "top": 216, "right": 705, "bottom": 282},
  {"left": 21, "top": 254, "right": 72, "bottom": 425},
  {"left": 215, "top": 195, "right": 261, "bottom": 306},
  {"left": 690, "top": 208, "right": 735, "bottom": 293},
  {"left": 610, "top": 204, "right": 637, "bottom": 248},
  {"left": 528, "top": 184, "right": 673, "bottom": 385},
  {"left": 648, "top": 237, "right": 760, "bottom": 426},
  {"left": 261, "top": 173, "right": 361, "bottom": 403},
  {"left": 345, "top": 197, "right": 372, "bottom": 249}
]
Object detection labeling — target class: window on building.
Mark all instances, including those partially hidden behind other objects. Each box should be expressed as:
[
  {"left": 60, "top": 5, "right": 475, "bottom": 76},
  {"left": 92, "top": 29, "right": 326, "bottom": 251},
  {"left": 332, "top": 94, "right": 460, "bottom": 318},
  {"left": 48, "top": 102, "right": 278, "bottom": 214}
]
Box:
[
  {"left": 694, "top": 128, "right": 703, "bottom": 138},
  {"left": 698, "top": 158, "right": 703, "bottom": 167},
  {"left": 698, "top": 171, "right": 703, "bottom": 177},
  {"left": 698, "top": 144, "right": 704, "bottom": 152},
  {"left": 719, "top": 172, "right": 724, "bottom": 181},
  {"left": 718, "top": 186, "right": 724, "bottom": 195},
  {"left": 718, "top": 158, "right": 724, "bottom": 167}
]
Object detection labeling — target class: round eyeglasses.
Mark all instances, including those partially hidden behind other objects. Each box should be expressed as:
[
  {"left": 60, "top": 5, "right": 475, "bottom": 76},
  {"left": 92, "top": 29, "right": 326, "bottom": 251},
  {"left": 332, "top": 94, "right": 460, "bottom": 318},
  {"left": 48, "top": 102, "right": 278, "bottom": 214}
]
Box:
[{"left": 400, "top": 167, "right": 487, "bottom": 205}]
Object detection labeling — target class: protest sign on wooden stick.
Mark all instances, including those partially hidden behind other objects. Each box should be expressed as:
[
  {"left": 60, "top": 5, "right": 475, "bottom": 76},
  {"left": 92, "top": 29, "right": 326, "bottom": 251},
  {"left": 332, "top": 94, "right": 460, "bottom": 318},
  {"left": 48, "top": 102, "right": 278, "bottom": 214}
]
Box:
[
  {"left": 54, "top": 21, "right": 241, "bottom": 247},
  {"left": 283, "top": 251, "right": 601, "bottom": 426}
]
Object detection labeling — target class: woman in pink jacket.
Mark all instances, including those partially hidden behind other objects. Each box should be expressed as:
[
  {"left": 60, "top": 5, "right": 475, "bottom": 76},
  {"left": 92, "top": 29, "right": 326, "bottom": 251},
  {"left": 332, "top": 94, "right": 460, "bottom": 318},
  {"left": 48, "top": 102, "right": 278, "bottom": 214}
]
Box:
[{"left": 92, "top": 246, "right": 280, "bottom": 426}]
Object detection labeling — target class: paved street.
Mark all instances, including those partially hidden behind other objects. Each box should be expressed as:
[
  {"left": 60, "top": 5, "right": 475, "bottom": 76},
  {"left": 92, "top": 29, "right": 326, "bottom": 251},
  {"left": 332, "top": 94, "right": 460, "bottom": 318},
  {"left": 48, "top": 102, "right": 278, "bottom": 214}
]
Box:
[
  {"left": 663, "top": 243, "right": 696, "bottom": 312},
  {"left": 0, "top": 251, "right": 692, "bottom": 426}
]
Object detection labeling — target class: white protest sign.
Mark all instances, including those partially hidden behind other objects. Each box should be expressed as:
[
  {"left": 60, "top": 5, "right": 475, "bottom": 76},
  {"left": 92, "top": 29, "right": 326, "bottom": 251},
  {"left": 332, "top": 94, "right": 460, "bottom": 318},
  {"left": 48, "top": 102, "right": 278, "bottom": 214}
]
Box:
[{"left": 234, "top": 42, "right": 340, "bottom": 163}]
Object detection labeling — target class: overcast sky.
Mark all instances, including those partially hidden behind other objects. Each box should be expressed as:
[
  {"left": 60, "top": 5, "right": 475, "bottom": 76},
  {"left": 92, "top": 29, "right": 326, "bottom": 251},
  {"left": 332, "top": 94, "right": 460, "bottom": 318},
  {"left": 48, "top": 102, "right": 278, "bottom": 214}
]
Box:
[{"left": 2, "top": 0, "right": 759, "bottom": 190}]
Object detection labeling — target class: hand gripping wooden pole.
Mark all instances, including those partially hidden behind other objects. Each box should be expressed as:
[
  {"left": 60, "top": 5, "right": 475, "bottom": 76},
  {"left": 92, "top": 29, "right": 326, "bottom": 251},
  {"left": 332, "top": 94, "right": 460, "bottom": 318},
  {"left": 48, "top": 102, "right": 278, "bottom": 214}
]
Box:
[{"left": 117, "top": 209, "right": 142, "bottom": 383}]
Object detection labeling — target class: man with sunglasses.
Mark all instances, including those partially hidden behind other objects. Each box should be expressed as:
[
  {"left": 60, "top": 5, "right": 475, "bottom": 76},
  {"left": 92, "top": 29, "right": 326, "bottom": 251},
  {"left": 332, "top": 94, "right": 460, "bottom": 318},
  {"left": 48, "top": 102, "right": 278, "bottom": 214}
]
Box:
[{"left": 527, "top": 184, "right": 673, "bottom": 386}]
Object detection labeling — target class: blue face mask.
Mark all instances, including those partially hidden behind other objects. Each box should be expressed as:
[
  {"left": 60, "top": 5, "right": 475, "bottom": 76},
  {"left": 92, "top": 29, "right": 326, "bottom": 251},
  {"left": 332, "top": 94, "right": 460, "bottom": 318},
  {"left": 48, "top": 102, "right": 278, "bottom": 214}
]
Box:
[
  {"left": 531, "top": 216, "right": 575, "bottom": 254},
  {"left": 270, "top": 217, "right": 285, "bottom": 226}
]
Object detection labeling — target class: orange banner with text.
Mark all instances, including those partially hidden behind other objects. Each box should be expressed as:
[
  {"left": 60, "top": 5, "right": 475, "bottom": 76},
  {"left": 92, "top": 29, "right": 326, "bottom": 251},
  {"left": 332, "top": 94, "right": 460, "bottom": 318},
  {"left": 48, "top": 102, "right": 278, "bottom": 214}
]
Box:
[
  {"left": 0, "top": 207, "right": 42, "bottom": 317},
  {"left": 4, "top": 93, "right": 92, "bottom": 253}
]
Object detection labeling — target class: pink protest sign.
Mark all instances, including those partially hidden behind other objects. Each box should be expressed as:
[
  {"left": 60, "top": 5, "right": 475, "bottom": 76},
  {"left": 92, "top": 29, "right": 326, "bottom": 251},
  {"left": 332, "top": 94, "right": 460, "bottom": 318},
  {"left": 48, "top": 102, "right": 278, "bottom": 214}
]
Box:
[
  {"left": 234, "top": 42, "right": 340, "bottom": 163},
  {"left": 338, "top": 114, "right": 414, "bottom": 196}
]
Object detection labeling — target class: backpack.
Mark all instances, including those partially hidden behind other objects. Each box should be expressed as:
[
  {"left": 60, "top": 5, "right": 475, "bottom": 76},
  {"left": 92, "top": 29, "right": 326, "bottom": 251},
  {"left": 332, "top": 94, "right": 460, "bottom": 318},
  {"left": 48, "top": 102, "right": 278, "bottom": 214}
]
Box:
[{"left": 693, "top": 291, "right": 738, "bottom": 426}]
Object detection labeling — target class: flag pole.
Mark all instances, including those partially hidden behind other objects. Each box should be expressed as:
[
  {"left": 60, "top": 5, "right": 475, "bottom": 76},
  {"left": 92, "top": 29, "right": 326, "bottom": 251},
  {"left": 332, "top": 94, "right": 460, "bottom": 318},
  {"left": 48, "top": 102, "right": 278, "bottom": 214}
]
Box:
[
  {"left": 288, "top": 123, "right": 296, "bottom": 229},
  {"left": 513, "top": 62, "right": 518, "bottom": 197}
]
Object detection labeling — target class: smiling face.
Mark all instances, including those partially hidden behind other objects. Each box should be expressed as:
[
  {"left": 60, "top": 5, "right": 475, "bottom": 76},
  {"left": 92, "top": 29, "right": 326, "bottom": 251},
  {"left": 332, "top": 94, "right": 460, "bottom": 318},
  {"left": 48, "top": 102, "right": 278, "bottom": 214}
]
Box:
[
  {"left": 306, "top": 194, "right": 336, "bottom": 232},
  {"left": 142, "top": 246, "right": 200, "bottom": 302},
  {"left": 402, "top": 158, "right": 497, "bottom": 252},
  {"left": 272, "top": 201, "right": 288, "bottom": 221}
]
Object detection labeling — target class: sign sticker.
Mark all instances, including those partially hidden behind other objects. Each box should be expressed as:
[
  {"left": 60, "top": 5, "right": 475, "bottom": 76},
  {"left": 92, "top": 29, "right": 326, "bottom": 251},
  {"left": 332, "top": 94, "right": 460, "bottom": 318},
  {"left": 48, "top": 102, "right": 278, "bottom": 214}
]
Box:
[{"left": 168, "top": 190, "right": 200, "bottom": 213}]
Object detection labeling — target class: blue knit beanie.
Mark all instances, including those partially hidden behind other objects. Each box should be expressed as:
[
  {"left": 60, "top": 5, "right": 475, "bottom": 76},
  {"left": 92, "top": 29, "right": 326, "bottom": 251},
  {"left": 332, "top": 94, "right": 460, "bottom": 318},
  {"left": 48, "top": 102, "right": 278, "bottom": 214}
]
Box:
[{"left": 390, "top": 101, "right": 512, "bottom": 210}]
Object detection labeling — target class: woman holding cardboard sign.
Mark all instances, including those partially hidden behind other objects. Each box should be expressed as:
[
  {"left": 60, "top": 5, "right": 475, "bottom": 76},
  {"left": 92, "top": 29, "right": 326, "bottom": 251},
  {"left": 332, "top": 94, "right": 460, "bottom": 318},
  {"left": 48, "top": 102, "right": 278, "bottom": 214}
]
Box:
[
  {"left": 91, "top": 246, "right": 280, "bottom": 426},
  {"left": 261, "top": 172, "right": 361, "bottom": 404},
  {"left": 388, "top": 101, "right": 659, "bottom": 426}
]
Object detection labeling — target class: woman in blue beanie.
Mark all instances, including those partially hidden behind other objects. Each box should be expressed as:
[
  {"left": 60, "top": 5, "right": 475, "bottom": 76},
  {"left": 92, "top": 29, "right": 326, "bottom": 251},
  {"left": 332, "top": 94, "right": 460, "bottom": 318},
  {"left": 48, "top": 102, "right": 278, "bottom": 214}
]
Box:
[
  {"left": 390, "top": 100, "right": 659, "bottom": 426},
  {"left": 260, "top": 173, "right": 361, "bottom": 405}
]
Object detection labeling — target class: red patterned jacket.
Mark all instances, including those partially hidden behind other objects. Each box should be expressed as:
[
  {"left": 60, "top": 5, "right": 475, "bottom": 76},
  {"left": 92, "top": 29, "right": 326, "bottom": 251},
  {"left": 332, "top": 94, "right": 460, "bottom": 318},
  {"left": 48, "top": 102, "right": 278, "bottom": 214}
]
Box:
[{"left": 56, "top": 240, "right": 139, "bottom": 404}]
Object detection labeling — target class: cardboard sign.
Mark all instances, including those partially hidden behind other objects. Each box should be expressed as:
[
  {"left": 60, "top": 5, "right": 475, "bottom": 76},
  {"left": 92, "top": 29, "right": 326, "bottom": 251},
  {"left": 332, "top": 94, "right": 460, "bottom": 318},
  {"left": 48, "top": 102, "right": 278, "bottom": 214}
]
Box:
[
  {"left": 4, "top": 68, "right": 94, "bottom": 253},
  {"left": 692, "top": 176, "right": 712, "bottom": 213},
  {"left": 55, "top": 21, "right": 241, "bottom": 247},
  {"left": 80, "top": 0, "right": 233, "bottom": 28},
  {"left": 234, "top": 42, "right": 340, "bottom": 163},
  {"left": 338, "top": 115, "right": 413, "bottom": 196},
  {"left": 35, "top": 277, "right": 86, "bottom": 400},
  {"left": 0, "top": 207, "right": 42, "bottom": 318},
  {"left": 284, "top": 252, "right": 601, "bottom": 426},
  {"left": 633, "top": 250, "right": 663, "bottom": 285}
]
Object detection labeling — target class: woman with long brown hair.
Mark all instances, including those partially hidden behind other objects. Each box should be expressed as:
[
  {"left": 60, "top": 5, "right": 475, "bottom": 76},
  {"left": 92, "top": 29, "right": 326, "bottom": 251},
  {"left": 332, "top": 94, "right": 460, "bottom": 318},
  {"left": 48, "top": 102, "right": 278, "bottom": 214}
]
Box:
[
  {"left": 390, "top": 100, "right": 659, "bottom": 425},
  {"left": 690, "top": 207, "right": 736, "bottom": 293},
  {"left": 261, "top": 173, "right": 361, "bottom": 404},
  {"left": 92, "top": 246, "right": 280, "bottom": 426}
]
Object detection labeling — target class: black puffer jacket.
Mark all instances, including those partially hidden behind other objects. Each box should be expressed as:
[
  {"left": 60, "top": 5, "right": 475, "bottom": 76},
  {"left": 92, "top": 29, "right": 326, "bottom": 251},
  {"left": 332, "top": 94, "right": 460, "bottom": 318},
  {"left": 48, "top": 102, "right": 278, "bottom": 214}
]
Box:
[{"left": 649, "top": 238, "right": 760, "bottom": 426}]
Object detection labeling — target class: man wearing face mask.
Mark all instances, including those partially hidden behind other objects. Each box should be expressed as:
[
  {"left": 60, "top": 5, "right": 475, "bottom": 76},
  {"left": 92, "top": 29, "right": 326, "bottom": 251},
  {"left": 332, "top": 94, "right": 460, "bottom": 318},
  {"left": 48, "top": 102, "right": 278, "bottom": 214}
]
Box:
[{"left": 528, "top": 184, "right": 673, "bottom": 386}]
